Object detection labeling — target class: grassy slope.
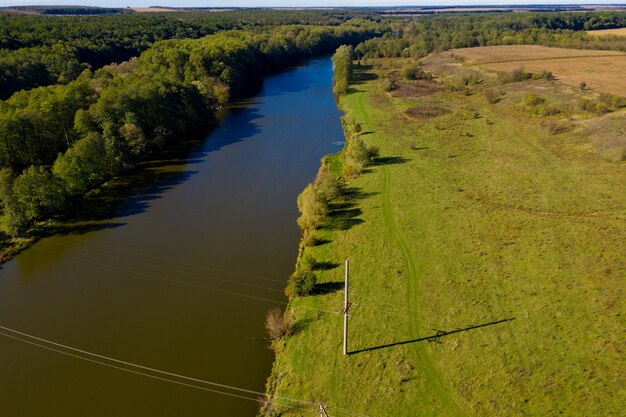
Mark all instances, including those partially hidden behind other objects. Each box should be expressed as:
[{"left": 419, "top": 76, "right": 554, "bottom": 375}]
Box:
[{"left": 267, "top": 59, "right": 625, "bottom": 417}]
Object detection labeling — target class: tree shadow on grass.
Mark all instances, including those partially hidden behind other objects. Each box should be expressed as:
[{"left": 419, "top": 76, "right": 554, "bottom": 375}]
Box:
[
  {"left": 326, "top": 207, "right": 364, "bottom": 231},
  {"left": 352, "top": 65, "right": 378, "bottom": 85},
  {"left": 292, "top": 317, "right": 315, "bottom": 336},
  {"left": 349, "top": 318, "right": 516, "bottom": 355},
  {"left": 310, "top": 260, "right": 340, "bottom": 271},
  {"left": 370, "top": 156, "right": 409, "bottom": 166},
  {"left": 324, "top": 186, "right": 376, "bottom": 231},
  {"left": 312, "top": 281, "right": 344, "bottom": 295},
  {"left": 342, "top": 186, "right": 377, "bottom": 202}
]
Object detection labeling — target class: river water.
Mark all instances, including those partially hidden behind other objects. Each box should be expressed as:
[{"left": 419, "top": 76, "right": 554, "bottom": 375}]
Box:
[{"left": 0, "top": 57, "right": 343, "bottom": 416}]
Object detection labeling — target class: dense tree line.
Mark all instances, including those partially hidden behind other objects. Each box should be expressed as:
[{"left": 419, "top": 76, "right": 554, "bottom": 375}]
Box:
[
  {"left": 356, "top": 11, "right": 626, "bottom": 59},
  {"left": 2, "top": 6, "right": 128, "bottom": 15},
  {"left": 0, "top": 22, "right": 380, "bottom": 236},
  {"left": 0, "top": 10, "right": 381, "bottom": 98},
  {"left": 332, "top": 45, "right": 354, "bottom": 96},
  {"left": 0, "top": 45, "right": 85, "bottom": 97}
]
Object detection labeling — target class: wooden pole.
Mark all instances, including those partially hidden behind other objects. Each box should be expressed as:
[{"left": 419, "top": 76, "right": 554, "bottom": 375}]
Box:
[{"left": 343, "top": 259, "right": 349, "bottom": 356}]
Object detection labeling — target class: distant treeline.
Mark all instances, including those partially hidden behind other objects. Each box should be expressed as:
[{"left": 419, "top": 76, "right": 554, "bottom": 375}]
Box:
[
  {"left": 0, "top": 22, "right": 380, "bottom": 236},
  {"left": 356, "top": 11, "right": 626, "bottom": 58},
  {"left": 0, "top": 10, "right": 382, "bottom": 98},
  {"left": 1, "top": 6, "right": 129, "bottom": 15}
]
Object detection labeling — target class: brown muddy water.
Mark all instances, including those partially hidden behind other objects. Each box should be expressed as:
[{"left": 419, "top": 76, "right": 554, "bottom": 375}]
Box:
[{"left": 0, "top": 57, "right": 344, "bottom": 416}]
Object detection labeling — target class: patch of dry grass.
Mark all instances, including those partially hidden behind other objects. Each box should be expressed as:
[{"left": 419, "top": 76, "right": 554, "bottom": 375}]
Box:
[
  {"left": 448, "top": 45, "right": 626, "bottom": 97},
  {"left": 131, "top": 7, "right": 179, "bottom": 12},
  {"left": 392, "top": 79, "right": 442, "bottom": 98},
  {"left": 587, "top": 27, "right": 626, "bottom": 37}
]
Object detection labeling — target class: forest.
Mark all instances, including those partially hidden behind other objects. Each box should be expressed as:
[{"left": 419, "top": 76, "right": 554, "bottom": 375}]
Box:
[
  {"left": 356, "top": 11, "right": 626, "bottom": 58},
  {"left": 0, "top": 9, "right": 378, "bottom": 98},
  {"left": 0, "top": 9, "right": 625, "bottom": 243},
  {"left": 0, "top": 18, "right": 380, "bottom": 236}
]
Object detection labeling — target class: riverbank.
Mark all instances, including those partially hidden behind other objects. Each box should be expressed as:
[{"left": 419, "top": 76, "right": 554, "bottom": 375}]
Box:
[
  {"left": 0, "top": 57, "right": 346, "bottom": 416},
  {"left": 265, "top": 57, "right": 626, "bottom": 416}
]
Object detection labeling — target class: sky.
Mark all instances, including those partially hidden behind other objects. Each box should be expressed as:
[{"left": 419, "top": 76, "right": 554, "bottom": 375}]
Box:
[{"left": 0, "top": 0, "right": 624, "bottom": 7}]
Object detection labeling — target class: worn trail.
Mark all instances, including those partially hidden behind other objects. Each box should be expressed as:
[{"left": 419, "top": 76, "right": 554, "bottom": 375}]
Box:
[{"left": 355, "top": 91, "right": 466, "bottom": 417}]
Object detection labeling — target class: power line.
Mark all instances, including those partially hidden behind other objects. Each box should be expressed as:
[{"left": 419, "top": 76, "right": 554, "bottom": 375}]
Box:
[
  {"left": 35, "top": 246, "right": 340, "bottom": 316},
  {"left": 0, "top": 324, "right": 369, "bottom": 416},
  {"left": 37, "top": 246, "right": 285, "bottom": 303},
  {"left": 42, "top": 243, "right": 423, "bottom": 321},
  {"left": 0, "top": 324, "right": 314, "bottom": 412},
  {"left": 61, "top": 236, "right": 343, "bottom": 297},
  {"left": 47, "top": 240, "right": 286, "bottom": 294},
  {"left": 66, "top": 236, "right": 285, "bottom": 283}
]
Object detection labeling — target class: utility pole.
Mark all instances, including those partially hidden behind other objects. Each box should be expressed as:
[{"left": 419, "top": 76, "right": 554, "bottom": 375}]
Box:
[
  {"left": 318, "top": 402, "right": 329, "bottom": 417},
  {"left": 343, "top": 259, "right": 350, "bottom": 356}
]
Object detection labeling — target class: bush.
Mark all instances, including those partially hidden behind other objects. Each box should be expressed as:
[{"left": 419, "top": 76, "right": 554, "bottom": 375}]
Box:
[
  {"left": 524, "top": 93, "right": 545, "bottom": 106},
  {"left": 577, "top": 94, "right": 626, "bottom": 115},
  {"left": 462, "top": 74, "right": 481, "bottom": 86},
  {"left": 342, "top": 136, "right": 370, "bottom": 178},
  {"left": 483, "top": 88, "right": 503, "bottom": 104},
  {"left": 402, "top": 63, "right": 431, "bottom": 80},
  {"left": 300, "top": 230, "right": 319, "bottom": 248},
  {"left": 532, "top": 70, "right": 555, "bottom": 81},
  {"left": 285, "top": 268, "right": 317, "bottom": 298},
  {"left": 545, "top": 119, "right": 569, "bottom": 135},
  {"left": 314, "top": 164, "right": 341, "bottom": 203},
  {"left": 342, "top": 160, "right": 364, "bottom": 179},
  {"left": 385, "top": 78, "right": 398, "bottom": 92},
  {"left": 296, "top": 184, "right": 327, "bottom": 231},
  {"left": 367, "top": 144, "right": 379, "bottom": 158},
  {"left": 264, "top": 308, "right": 293, "bottom": 341},
  {"left": 499, "top": 68, "right": 531, "bottom": 84},
  {"left": 511, "top": 68, "right": 532, "bottom": 82}
]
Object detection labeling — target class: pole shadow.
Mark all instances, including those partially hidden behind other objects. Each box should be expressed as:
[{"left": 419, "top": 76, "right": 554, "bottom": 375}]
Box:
[{"left": 349, "top": 318, "right": 515, "bottom": 355}]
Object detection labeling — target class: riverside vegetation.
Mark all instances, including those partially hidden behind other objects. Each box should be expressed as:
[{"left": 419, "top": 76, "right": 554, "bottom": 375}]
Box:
[
  {"left": 2, "top": 8, "right": 625, "bottom": 262},
  {"left": 0, "top": 13, "right": 381, "bottom": 261},
  {"left": 0, "top": 8, "right": 625, "bottom": 415},
  {"left": 264, "top": 20, "right": 625, "bottom": 417}
]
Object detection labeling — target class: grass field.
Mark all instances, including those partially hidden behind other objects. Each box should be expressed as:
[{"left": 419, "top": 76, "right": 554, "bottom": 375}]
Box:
[
  {"left": 587, "top": 27, "right": 626, "bottom": 37},
  {"left": 266, "top": 56, "right": 626, "bottom": 416},
  {"left": 448, "top": 45, "right": 626, "bottom": 97}
]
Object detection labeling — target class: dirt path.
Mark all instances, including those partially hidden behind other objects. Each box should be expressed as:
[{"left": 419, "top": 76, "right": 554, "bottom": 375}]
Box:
[{"left": 355, "top": 91, "right": 467, "bottom": 417}]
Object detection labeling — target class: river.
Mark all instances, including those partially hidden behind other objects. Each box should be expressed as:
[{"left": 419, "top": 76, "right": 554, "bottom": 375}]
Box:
[{"left": 0, "top": 57, "right": 344, "bottom": 416}]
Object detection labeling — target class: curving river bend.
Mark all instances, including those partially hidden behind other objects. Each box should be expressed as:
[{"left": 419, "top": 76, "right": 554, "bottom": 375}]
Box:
[{"left": 0, "top": 57, "right": 344, "bottom": 416}]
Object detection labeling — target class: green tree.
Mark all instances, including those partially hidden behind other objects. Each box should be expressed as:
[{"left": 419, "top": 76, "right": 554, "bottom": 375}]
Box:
[
  {"left": 0, "top": 168, "right": 27, "bottom": 236},
  {"left": 314, "top": 163, "right": 341, "bottom": 203},
  {"left": 53, "top": 132, "right": 111, "bottom": 195},
  {"left": 12, "top": 166, "right": 65, "bottom": 221},
  {"left": 332, "top": 45, "right": 354, "bottom": 96},
  {"left": 297, "top": 183, "right": 327, "bottom": 231},
  {"left": 343, "top": 136, "right": 371, "bottom": 178}
]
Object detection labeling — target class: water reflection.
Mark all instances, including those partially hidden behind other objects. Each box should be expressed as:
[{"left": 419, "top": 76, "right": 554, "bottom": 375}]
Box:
[{"left": 0, "top": 57, "right": 344, "bottom": 417}]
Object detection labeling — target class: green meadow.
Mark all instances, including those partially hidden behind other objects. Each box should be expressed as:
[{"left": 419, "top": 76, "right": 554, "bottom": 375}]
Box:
[{"left": 266, "top": 57, "right": 626, "bottom": 417}]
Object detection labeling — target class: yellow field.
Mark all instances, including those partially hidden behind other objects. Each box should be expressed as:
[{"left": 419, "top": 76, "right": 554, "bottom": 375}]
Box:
[
  {"left": 449, "top": 45, "right": 626, "bottom": 96},
  {"left": 131, "top": 7, "right": 178, "bottom": 12},
  {"left": 587, "top": 27, "right": 626, "bottom": 37}
]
